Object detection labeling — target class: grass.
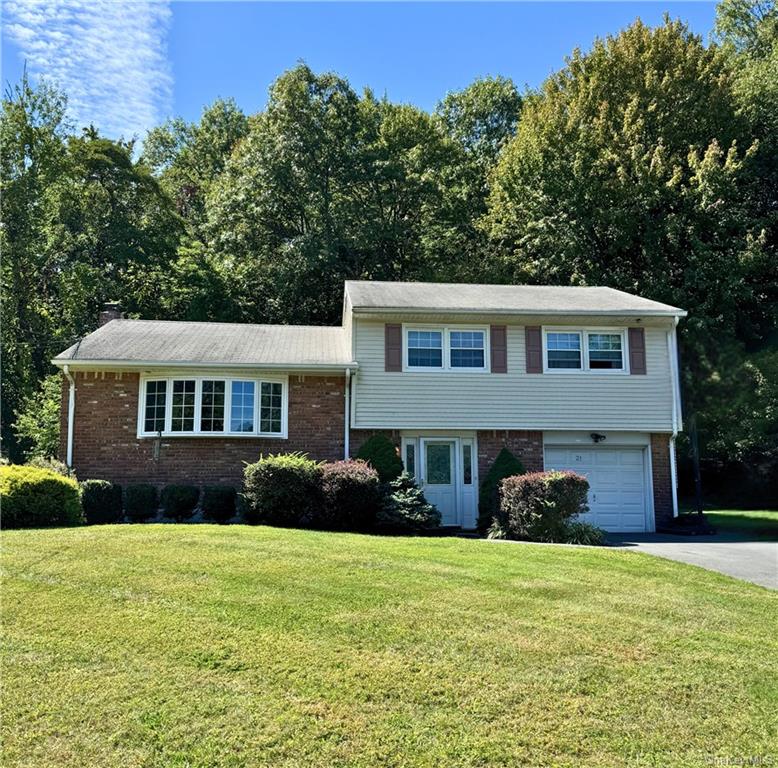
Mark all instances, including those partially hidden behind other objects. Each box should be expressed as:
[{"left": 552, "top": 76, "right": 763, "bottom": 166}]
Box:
[
  {"left": 703, "top": 508, "right": 778, "bottom": 540},
  {"left": 2, "top": 525, "right": 777, "bottom": 767}
]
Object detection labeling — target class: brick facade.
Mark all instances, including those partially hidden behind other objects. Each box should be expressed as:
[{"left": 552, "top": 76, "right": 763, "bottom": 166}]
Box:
[
  {"left": 60, "top": 369, "right": 675, "bottom": 530},
  {"left": 650, "top": 433, "right": 674, "bottom": 529},
  {"left": 60, "top": 372, "right": 346, "bottom": 488},
  {"left": 476, "top": 430, "right": 544, "bottom": 481}
]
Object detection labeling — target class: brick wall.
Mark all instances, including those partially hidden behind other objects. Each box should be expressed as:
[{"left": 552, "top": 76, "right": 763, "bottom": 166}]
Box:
[
  {"left": 476, "top": 430, "right": 544, "bottom": 480},
  {"left": 60, "top": 371, "right": 346, "bottom": 487},
  {"left": 650, "top": 433, "right": 674, "bottom": 528}
]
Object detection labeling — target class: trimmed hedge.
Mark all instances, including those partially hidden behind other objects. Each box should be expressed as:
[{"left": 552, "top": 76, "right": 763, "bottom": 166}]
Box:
[
  {"left": 161, "top": 485, "right": 199, "bottom": 522},
  {"left": 1, "top": 465, "right": 83, "bottom": 528},
  {"left": 318, "top": 460, "right": 382, "bottom": 530},
  {"left": 81, "top": 479, "right": 123, "bottom": 525},
  {"left": 378, "top": 472, "right": 440, "bottom": 531},
  {"left": 497, "top": 470, "right": 589, "bottom": 542},
  {"left": 243, "top": 453, "right": 322, "bottom": 526},
  {"left": 202, "top": 486, "right": 236, "bottom": 524},
  {"left": 477, "top": 447, "right": 525, "bottom": 533},
  {"left": 125, "top": 484, "right": 159, "bottom": 523},
  {"left": 355, "top": 434, "right": 403, "bottom": 482}
]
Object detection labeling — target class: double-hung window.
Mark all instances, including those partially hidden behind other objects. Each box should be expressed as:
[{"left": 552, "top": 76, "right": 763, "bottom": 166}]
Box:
[
  {"left": 139, "top": 376, "right": 287, "bottom": 437},
  {"left": 544, "top": 329, "right": 626, "bottom": 372},
  {"left": 449, "top": 331, "right": 485, "bottom": 369},
  {"left": 405, "top": 327, "right": 487, "bottom": 371},
  {"left": 407, "top": 330, "right": 443, "bottom": 368}
]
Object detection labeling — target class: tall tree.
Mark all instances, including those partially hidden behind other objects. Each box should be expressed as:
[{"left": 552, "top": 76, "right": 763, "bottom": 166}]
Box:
[
  {"left": 483, "top": 17, "right": 776, "bottom": 499},
  {"left": 1, "top": 74, "right": 68, "bottom": 459},
  {"left": 206, "top": 64, "right": 455, "bottom": 324}
]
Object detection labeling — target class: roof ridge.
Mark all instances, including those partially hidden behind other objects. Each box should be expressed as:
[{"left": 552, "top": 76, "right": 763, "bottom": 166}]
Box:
[{"left": 105, "top": 319, "right": 345, "bottom": 330}]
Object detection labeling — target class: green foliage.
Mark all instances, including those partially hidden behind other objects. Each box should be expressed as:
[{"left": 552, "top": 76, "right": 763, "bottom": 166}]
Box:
[
  {"left": 27, "top": 455, "right": 72, "bottom": 477},
  {"left": 80, "top": 479, "right": 123, "bottom": 525},
  {"left": 161, "top": 485, "right": 200, "bottom": 522},
  {"left": 124, "top": 484, "right": 159, "bottom": 523},
  {"left": 355, "top": 434, "right": 403, "bottom": 482},
  {"left": 477, "top": 448, "right": 525, "bottom": 533},
  {"left": 560, "top": 521, "right": 606, "bottom": 546},
  {"left": 378, "top": 472, "right": 441, "bottom": 531},
  {"left": 12, "top": 373, "right": 61, "bottom": 459},
  {"left": 499, "top": 471, "right": 590, "bottom": 542},
  {"left": 242, "top": 453, "right": 323, "bottom": 526},
  {"left": 0, "top": 464, "right": 83, "bottom": 528},
  {"left": 201, "top": 485, "right": 236, "bottom": 524},
  {"left": 318, "top": 460, "right": 382, "bottom": 530}
]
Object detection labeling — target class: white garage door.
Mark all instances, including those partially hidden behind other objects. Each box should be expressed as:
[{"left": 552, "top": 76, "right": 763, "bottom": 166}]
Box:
[{"left": 544, "top": 446, "right": 649, "bottom": 532}]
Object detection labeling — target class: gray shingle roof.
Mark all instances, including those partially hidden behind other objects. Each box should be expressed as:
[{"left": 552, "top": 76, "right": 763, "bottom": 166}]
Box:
[
  {"left": 345, "top": 281, "right": 686, "bottom": 316},
  {"left": 53, "top": 320, "right": 354, "bottom": 368}
]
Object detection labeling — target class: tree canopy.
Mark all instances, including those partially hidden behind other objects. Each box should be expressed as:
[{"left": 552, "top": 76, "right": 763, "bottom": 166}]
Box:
[{"left": 2, "top": 2, "right": 776, "bottom": 501}]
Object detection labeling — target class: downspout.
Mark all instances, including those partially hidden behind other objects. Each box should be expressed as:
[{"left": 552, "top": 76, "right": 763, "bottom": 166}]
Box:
[
  {"left": 344, "top": 368, "right": 351, "bottom": 460},
  {"left": 668, "top": 319, "right": 680, "bottom": 518},
  {"left": 63, "top": 365, "right": 76, "bottom": 469}
]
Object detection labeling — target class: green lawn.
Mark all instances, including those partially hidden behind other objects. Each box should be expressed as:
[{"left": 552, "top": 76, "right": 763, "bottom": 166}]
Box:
[
  {"left": 704, "top": 508, "right": 778, "bottom": 540},
  {"left": 2, "top": 526, "right": 776, "bottom": 767}
]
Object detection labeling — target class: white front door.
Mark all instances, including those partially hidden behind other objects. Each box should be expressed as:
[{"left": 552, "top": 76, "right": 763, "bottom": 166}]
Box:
[
  {"left": 420, "top": 438, "right": 458, "bottom": 526},
  {"left": 544, "top": 446, "right": 649, "bottom": 532}
]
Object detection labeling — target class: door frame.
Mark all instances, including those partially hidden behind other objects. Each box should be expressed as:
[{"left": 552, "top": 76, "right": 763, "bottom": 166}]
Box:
[{"left": 400, "top": 432, "right": 479, "bottom": 528}]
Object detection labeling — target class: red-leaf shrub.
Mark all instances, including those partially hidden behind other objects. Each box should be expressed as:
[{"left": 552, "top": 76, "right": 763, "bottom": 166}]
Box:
[
  {"left": 497, "top": 470, "right": 589, "bottom": 542},
  {"left": 318, "top": 460, "right": 382, "bottom": 530}
]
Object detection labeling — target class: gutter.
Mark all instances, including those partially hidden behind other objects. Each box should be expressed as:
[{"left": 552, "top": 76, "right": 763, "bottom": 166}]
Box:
[
  {"left": 351, "top": 308, "right": 688, "bottom": 318},
  {"left": 63, "top": 365, "right": 76, "bottom": 469},
  {"left": 52, "top": 359, "right": 359, "bottom": 372},
  {"left": 344, "top": 368, "right": 351, "bottom": 460}
]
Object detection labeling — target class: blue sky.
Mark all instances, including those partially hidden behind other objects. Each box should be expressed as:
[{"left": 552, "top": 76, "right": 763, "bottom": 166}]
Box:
[{"left": 3, "top": 1, "right": 717, "bottom": 140}]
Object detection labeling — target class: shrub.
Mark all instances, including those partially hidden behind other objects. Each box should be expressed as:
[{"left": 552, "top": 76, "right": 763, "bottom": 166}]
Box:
[
  {"left": 81, "top": 479, "right": 123, "bottom": 525},
  {"left": 355, "top": 434, "right": 403, "bottom": 482},
  {"left": 560, "top": 521, "right": 605, "bottom": 546},
  {"left": 317, "top": 460, "right": 382, "bottom": 530},
  {"left": 27, "top": 455, "right": 73, "bottom": 477},
  {"left": 477, "top": 447, "right": 525, "bottom": 532},
  {"left": 161, "top": 485, "right": 200, "bottom": 522},
  {"left": 378, "top": 472, "right": 441, "bottom": 531},
  {"left": 0, "top": 465, "right": 83, "bottom": 528},
  {"left": 201, "top": 485, "right": 236, "bottom": 524},
  {"left": 499, "top": 470, "right": 589, "bottom": 542},
  {"left": 124, "top": 484, "right": 159, "bottom": 522},
  {"left": 242, "top": 453, "right": 322, "bottom": 526}
]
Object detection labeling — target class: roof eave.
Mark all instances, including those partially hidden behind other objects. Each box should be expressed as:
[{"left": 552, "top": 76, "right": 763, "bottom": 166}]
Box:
[
  {"left": 52, "top": 359, "right": 359, "bottom": 371},
  {"left": 350, "top": 306, "right": 687, "bottom": 318}
]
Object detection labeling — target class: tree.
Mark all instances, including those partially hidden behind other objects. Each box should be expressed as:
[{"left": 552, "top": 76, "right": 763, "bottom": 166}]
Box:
[
  {"left": 1, "top": 74, "right": 69, "bottom": 460},
  {"left": 1, "top": 77, "right": 181, "bottom": 460},
  {"left": 206, "top": 64, "right": 456, "bottom": 324},
  {"left": 13, "top": 374, "right": 61, "bottom": 459}
]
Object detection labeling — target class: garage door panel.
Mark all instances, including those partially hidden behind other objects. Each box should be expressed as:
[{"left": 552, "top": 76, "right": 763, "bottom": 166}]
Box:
[{"left": 544, "top": 445, "right": 649, "bottom": 532}]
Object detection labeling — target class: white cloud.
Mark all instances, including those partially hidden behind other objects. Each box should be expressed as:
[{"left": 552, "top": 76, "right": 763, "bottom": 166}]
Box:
[{"left": 3, "top": 0, "right": 172, "bottom": 140}]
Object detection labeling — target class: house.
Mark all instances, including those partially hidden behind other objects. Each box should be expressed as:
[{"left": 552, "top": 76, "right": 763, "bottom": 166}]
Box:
[{"left": 53, "top": 281, "right": 686, "bottom": 532}]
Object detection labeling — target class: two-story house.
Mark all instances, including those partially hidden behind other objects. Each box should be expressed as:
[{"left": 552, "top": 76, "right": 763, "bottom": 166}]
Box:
[{"left": 54, "top": 281, "right": 686, "bottom": 532}]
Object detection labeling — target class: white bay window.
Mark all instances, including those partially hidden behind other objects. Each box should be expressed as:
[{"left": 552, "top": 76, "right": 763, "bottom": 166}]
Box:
[{"left": 138, "top": 375, "right": 287, "bottom": 438}]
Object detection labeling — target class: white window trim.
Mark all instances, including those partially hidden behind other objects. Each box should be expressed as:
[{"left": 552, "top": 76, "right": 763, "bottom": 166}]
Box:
[
  {"left": 137, "top": 374, "right": 289, "bottom": 438},
  {"left": 542, "top": 327, "right": 629, "bottom": 374},
  {"left": 402, "top": 324, "right": 490, "bottom": 373}
]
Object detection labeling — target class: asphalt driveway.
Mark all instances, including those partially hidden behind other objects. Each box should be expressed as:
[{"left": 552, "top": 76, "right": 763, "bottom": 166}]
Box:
[{"left": 609, "top": 532, "right": 778, "bottom": 590}]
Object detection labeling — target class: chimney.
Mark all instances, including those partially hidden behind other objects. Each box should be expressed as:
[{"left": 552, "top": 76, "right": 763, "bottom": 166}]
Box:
[{"left": 99, "top": 301, "right": 122, "bottom": 326}]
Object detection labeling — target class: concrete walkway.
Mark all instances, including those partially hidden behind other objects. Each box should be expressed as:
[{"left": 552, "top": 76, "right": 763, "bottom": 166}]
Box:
[{"left": 608, "top": 532, "right": 778, "bottom": 590}]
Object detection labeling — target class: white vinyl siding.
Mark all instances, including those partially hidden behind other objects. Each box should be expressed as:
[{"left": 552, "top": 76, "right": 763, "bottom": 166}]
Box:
[{"left": 352, "top": 320, "right": 674, "bottom": 431}]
